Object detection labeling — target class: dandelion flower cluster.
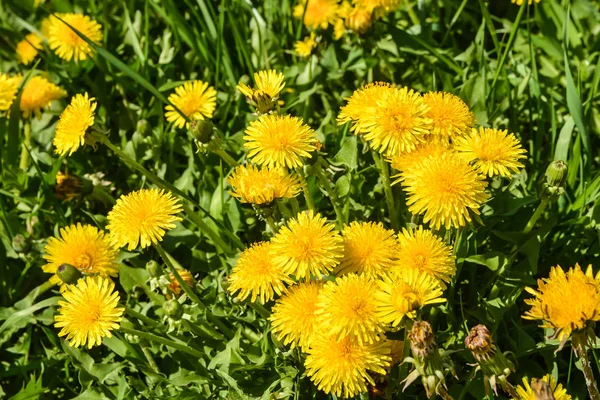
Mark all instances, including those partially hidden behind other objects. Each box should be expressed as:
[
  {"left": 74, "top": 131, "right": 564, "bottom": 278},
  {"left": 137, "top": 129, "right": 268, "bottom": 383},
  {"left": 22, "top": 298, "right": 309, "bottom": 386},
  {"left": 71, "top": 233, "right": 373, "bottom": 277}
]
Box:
[
  {"left": 20, "top": 75, "right": 67, "bottom": 118},
  {"left": 227, "top": 164, "right": 302, "bottom": 205},
  {"left": 0, "top": 73, "right": 21, "bottom": 112},
  {"left": 54, "top": 93, "right": 97, "bottom": 156},
  {"left": 16, "top": 33, "right": 43, "bottom": 65},
  {"left": 165, "top": 80, "right": 217, "bottom": 129},
  {"left": 47, "top": 13, "right": 103, "bottom": 61},
  {"left": 513, "top": 375, "right": 571, "bottom": 400}
]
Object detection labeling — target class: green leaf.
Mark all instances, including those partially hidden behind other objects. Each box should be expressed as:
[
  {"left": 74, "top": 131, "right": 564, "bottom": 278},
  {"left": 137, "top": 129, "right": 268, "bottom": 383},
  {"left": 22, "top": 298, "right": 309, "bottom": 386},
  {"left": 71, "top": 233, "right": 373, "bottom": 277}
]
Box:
[
  {"left": 554, "top": 116, "right": 574, "bottom": 162},
  {"left": 332, "top": 136, "right": 358, "bottom": 170},
  {"left": 0, "top": 297, "right": 60, "bottom": 335},
  {"left": 464, "top": 252, "right": 508, "bottom": 272}
]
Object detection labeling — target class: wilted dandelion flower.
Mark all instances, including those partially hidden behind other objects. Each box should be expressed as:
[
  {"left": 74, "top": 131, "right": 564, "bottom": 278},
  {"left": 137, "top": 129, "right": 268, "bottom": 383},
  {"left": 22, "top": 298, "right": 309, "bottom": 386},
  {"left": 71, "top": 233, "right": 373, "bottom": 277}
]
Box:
[
  {"left": 244, "top": 114, "right": 318, "bottom": 169},
  {"left": 165, "top": 80, "right": 217, "bottom": 129},
  {"left": 53, "top": 93, "right": 96, "bottom": 156},
  {"left": 228, "top": 242, "right": 292, "bottom": 303},
  {"left": 227, "top": 164, "right": 302, "bottom": 205},
  {"left": 0, "top": 73, "right": 21, "bottom": 112},
  {"left": 394, "top": 226, "right": 455, "bottom": 287},
  {"left": 305, "top": 334, "right": 391, "bottom": 398},
  {"left": 16, "top": 33, "right": 43, "bottom": 65},
  {"left": 523, "top": 264, "right": 600, "bottom": 342},
  {"left": 337, "top": 82, "right": 394, "bottom": 134},
  {"left": 55, "top": 276, "right": 123, "bottom": 348},
  {"left": 271, "top": 210, "right": 343, "bottom": 279},
  {"left": 270, "top": 281, "right": 321, "bottom": 350},
  {"left": 293, "top": 0, "right": 340, "bottom": 29},
  {"left": 423, "top": 92, "right": 474, "bottom": 140},
  {"left": 513, "top": 375, "right": 571, "bottom": 400},
  {"left": 294, "top": 33, "right": 317, "bottom": 58},
  {"left": 401, "top": 151, "right": 489, "bottom": 229},
  {"left": 55, "top": 171, "right": 84, "bottom": 201},
  {"left": 167, "top": 269, "right": 195, "bottom": 298},
  {"left": 47, "top": 13, "right": 102, "bottom": 61},
  {"left": 42, "top": 223, "right": 119, "bottom": 288},
  {"left": 20, "top": 75, "right": 67, "bottom": 118},
  {"left": 455, "top": 127, "right": 527, "bottom": 178},
  {"left": 107, "top": 188, "right": 183, "bottom": 250},
  {"left": 375, "top": 268, "right": 446, "bottom": 327},
  {"left": 237, "top": 69, "right": 285, "bottom": 100},
  {"left": 316, "top": 273, "right": 384, "bottom": 344},
  {"left": 336, "top": 221, "right": 398, "bottom": 279}
]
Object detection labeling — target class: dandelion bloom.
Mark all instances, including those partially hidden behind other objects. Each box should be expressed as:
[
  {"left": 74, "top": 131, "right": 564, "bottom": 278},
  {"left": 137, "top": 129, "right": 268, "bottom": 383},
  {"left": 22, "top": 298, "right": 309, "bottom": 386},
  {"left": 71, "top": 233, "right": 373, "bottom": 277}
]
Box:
[
  {"left": 423, "top": 92, "right": 474, "bottom": 140},
  {"left": 345, "top": 6, "right": 373, "bottom": 34},
  {"left": 513, "top": 375, "right": 571, "bottom": 400},
  {"left": 523, "top": 264, "right": 600, "bottom": 342},
  {"left": 512, "top": 0, "right": 540, "bottom": 5},
  {"left": 228, "top": 242, "right": 292, "bottom": 303},
  {"left": 55, "top": 276, "right": 124, "bottom": 348},
  {"left": 333, "top": 19, "right": 346, "bottom": 40},
  {"left": 53, "top": 93, "right": 96, "bottom": 156},
  {"left": 0, "top": 73, "right": 21, "bottom": 112},
  {"left": 375, "top": 268, "right": 446, "bottom": 327},
  {"left": 107, "top": 188, "right": 183, "bottom": 250},
  {"left": 20, "top": 75, "right": 67, "bottom": 118},
  {"left": 455, "top": 127, "right": 527, "bottom": 178},
  {"left": 47, "top": 13, "right": 102, "bottom": 61},
  {"left": 336, "top": 221, "right": 398, "bottom": 279},
  {"left": 16, "top": 33, "right": 43, "bottom": 65},
  {"left": 165, "top": 80, "right": 217, "bottom": 129},
  {"left": 294, "top": 34, "right": 317, "bottom": 58},
  {"left": 394, "top": 226, "right": 455, "bottom": 287},
  {"left": 237, "top": 69, "right": 285, "bottom": 100},
  {"left": 338, "top": 82, "right": 394, "bottom": 134},
  {"left": 270, "top": 282, "right": 321, "bottom": 350},
  {"left": 316, "top": 273, "right": 385, "bottom": 344},
  {"left": 401, "top": 151, "right": 489, "bottom": 229},
  {"left": 388, "top": 141, "right": 450, "bottom": 185},
  {"left": 42, "top": 223, "right": 119, "bottom": 288},
  {"left": 227, "top": 164, "right": 302, "bottom": 205},
  {"left": 244, "top": 114, "right": 318, "bottom": 169},
  {"left": 271, "top": 210, "right": 343, "bottom": 279},
  {"left": 305, "top": 334, "right": 391, "bottom": 398},
  {"left": 293, "top": 0, "right": 340, "bottom": 29},
  {"left": 353, "top": 0, "right": 401, "bottom": 13}
]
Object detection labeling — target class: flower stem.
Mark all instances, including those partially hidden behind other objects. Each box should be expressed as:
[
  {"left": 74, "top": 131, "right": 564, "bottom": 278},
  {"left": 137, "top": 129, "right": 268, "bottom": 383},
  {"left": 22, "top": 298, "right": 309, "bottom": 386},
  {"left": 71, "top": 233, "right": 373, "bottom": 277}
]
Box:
[
  {"left": 575, "top": 340, "right": 600, "bottom": 400},
  {"left": 119, "top": 326, "right": 206, "bottom": 361},
  {"left": 266, "top": 215, "right": 279, "bottom": 234},
  {"left": 180, "top": 203, "right": 233, "bottom": 254},
  {"left": 297, "top": 167, "right": 315, "bottom": 211},
  {"left": 522, "top": 198, "right": 549, "bottom": 235},
  {"left": 209, "top": 142, "right": 239, "bottom": 167},
  {"left": 139, "top": 341, "right": 160, "bottom": 373},
  {"left": 19, "top": 121, "right": 31, "bottom": 170},
  {"left": 372, "top": 151, "right": 400, "bottom": 231},
  {"left": 313, "top": 163, "right": 345, "bottom": 229},
  {"left": 125, "top": 307, "right": 160, "bottom": 328}
]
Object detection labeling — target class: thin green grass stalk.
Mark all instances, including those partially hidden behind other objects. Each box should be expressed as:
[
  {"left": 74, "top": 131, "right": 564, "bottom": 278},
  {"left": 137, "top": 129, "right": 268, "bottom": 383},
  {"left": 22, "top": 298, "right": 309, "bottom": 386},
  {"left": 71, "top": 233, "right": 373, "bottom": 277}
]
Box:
[
  {"left": 119, "top": 326, "right": 206, "bottom": 361},
  {"left": 372, "top": 151, "right": 400, "bottom": 231},
  {"left": 297, "top": 168, "right": 315, "bottom": 211},
  {"left": 125, "top": 307, "right": 160, "bottom": 328},
  {"left": 313, "top": 162, "right": 345, "bottom": 229}
]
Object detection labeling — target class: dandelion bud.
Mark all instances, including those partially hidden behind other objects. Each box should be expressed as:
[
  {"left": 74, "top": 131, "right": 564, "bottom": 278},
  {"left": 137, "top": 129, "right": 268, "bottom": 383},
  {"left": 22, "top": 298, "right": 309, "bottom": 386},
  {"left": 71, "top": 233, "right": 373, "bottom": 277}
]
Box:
[
  {"left": 190, "top": 120, "right": 214, "bottom": 144},
  {"left": 465, "top": 324, "right": 495, "bottom": 363},
  {"left": 146, "top": 260, "right": 163, "bottom": 278},
  {"left": 57, "top": 263, "right": 82, "bottom": 285},
  {"left": 12, "top": 233, "right": 30, "bottom": 253},
  {"left": 546, "top": 160, "right": 567, "bottom": 188},
  {"left": 163, "top": 299, "right": 184, "bottom": 320},
  {"left": 136, "top": 119, "right": 150, "bottom": 135},
  {"left": 409, "top": 320, "right": 436, "bottom": 360}
]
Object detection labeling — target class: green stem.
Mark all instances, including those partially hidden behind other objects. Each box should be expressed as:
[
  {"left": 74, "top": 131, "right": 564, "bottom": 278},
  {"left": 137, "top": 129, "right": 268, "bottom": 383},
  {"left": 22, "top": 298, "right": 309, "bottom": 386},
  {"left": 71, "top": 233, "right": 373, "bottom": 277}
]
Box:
[
  {"left": 575, "top": 340, "right": 600, "bottom": 400},
  {"left": 19, "top": 121, "right": 31, "bottom": 170},
  {"left": 250, "top": 302, "right": 271, "bottom": 319},
  {"left": 139, "top": 341, "right": 159, "bottom": 372},
  {"left": 289, "top": 197, "right": 300, "bottom": 215},
  {"left": 265, "top": 215, "right": 278, "bottom": 234},
  {"left": 522, "top": 198, "right": 549, "bottom": 235},
  {"left": 119, "top": 327, "right": 206, "bottom": 360},
  {"left": 372, "top": 151, "right": 400, "bottom": 231},
  {"left": 181, "top": 203, "right": 233, "bottom": 254},
  {"left": 210, "top": 142, "right": 239, "bottom": 167},
  {"left": 125, "top": 307, "right": 159, "bottom": 328},
  {"left": 297, "top": 168, "right": 315, "bottom": 211},
  {"left": 313, "top": 163, "right": 345, "bottom": 229}
]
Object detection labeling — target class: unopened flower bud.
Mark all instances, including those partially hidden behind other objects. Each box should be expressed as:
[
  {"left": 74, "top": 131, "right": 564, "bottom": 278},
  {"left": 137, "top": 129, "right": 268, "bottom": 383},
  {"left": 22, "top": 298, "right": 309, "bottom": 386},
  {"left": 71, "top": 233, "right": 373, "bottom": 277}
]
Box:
[
  {"left": 190, "top": 120, "right": 214, "bottom": 144},
  {"left": 136, "top": 119, "right": 150, "bottom": 135},
  {"left": 465, "top": 324, "right": 495, "bottom": 363},
  {"left": 146, "top": 260, "right": 163, "bottom": 278},
  {"left": 57, "top": 263, "right": 82, "bottom": 285},
  {"left": 163, "top": 299, "right": 184, "bottom": 320},
  {"left": 545, "top": 160, "right": 567, "bottom": 188},
  {"left": 12, "top": 234, "right": 30, "bottom": 253},
  {"left": 409, "top": 320, "right": 436, "bottom": 360}
]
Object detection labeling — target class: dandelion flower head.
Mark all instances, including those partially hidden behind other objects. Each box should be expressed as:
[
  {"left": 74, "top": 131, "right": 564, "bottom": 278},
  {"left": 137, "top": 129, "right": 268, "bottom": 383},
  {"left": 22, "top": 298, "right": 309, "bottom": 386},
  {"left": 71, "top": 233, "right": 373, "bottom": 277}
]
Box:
[
  {"left": 388, "top": 140, "right": 450, "bottom": 185},
  {"left": 16, "top": 33, "right": 43, "bottom": 65},
  {"left": 165, "top": 80, "right": 217, "bottom": 129},
  {"left": 337, "top": 82, "right": 394, "bottom": 134},
  {"left": 54, "top": 93, "right": 96, "bottom": 156},
  {"left": 294, "top": 33, "right": 317, "bottom": 58},
  {"left": 47, "top": 13, "right": 102, "bottom": 61},
  {"left": 227, "top": 164, "right": 302, "bottom": 205},
  {"left": 294, "top": 0, "right": 340, "bottom": 30},
  {"left": 423, "top": 92, "right": 474, "bottom": 140},
  {"left": 513, "top": 375, "right": 571, "bottom": 400},
  {"left": 237, "top": 69, "right": 285, "bottom": 100},
  {"left": 344, "top": 6, "right": 373, "bottom": 34},
  {"left": 0, "top": 73, "right": 22, "bottom": 112},
  {"left": 20, "top": 75, "right": 67, "bottom": 118}
]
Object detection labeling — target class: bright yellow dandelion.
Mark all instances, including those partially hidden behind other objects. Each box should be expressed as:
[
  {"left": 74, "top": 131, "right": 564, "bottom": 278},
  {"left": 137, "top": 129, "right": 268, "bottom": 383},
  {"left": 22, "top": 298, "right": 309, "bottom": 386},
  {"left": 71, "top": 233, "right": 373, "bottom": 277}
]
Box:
[
  {"left": 270, "top": 281, "right": 321, "bottom": 350},
  {"left": 165, "top": 80, "right": 217, "bottom": 129},
  {"left": 353, "top": 0, "right": 401, "bottom": 13},
  {"left": 513, "top": 375, "right": 571, "bottom": 400},
  {"left": 16, "top": 33, "right": 43, "bottom": 65},
  {"left": 336, "top": 221, "right": 398, "bottom": 279},
  {"left": 271, "top": 210, "right": 343, "bottom": 280},
  {"left": 423, "top": 92, "right": 474, "bottom": 140},
  {"left": 0, "top": 73, "right": 21, "bottom": 112},
  {"left": 20, "top": 75, "right": 67, "bottom": 118},
  {"left": 42, "top": 223, "right": 119, "bottom": 288},
  {"left": 337, "top": 82, "right": 394, "bottom": 134},
  {"left": 305, "top": 334, "right": 391, "bottom": 398},
  {"left": 401, "top": 151, "right": 489, "bottom": 229},
  {"left": 375, "top": 268, "right": 446, "bottom": 327},
  {"left": 346, "top": 6, "right": 373, "bottom": 34},
  {"left": 333, "top": 19, "right": 346, "bottom": 40},
  {"left": 388, "top": 140, "right": 450, "bottom": 185},
  {"left": 455, "top": 127, "right": 527, "bottom": 178},
  {"left": 227, "top": 164, "right": 302, "bottom": 205},
  {"left": 244, "top": 114, "right": 318, "bottom": 169},
  {"left": 47, "top": 13, "right": 102, "bottom": 61},
  {"left": 294, "top": 33, "right": 317, "bottom": 58},
  {"left": 316, "top": 273, "right": 385, "bottom": 344},
  {"left": 294, "top": 0, "right": 340, "bottom": 29},
  {"left": 53, "top": 93, "right": 96, "bottom": 156},
  {"left": 237, "top": 69, "right": 285, "bottom": 100},
  {"left": 523, "top": 264, "right": 600, "bottom": 342},
  {"left": 512, "top": 0, "right": 541, "bottom": 5},
  {"left": 107, "top": 188, "right": 183, "bottom": 251},
  {"left": 55, "top": 276, "right": 124, "bottom": 348}
]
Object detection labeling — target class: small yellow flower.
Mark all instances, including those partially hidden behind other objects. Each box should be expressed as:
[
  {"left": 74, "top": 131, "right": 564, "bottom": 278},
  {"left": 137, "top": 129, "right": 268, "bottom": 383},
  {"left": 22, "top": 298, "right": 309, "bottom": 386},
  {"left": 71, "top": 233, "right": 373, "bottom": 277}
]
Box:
[
  {"left": 294, "top": 33, "right": 317, "bottom": 58},
  {"left": 270, "top": 281, "right": 321, "bottom": 350},
  {"left": 511, "top": 0, "right": 541, "bottom": 5},
  {"left": 271, "top": 210, "right": 343, "bottom": 280},
  {"left": 227, "top": 164, "right": 302, "bottom": 205},
  {"left": 293, "top": 0, "right": 340, "bottom": 29},
  {"left": 423, "top": 92, "right": 474, "bottom": 140},
  {"left": 20, "top": 75, "right": 67, "bottom": 119},
  {"left": 346, "top": 6, "right": 373, "bottom": 34},
  {"left": 333, "top": 19, "right": 346, "bottom": 40},
  {"left": 338, "top": 82, "right": 394, "bottom": 134},
  {"left": 16, "top": 33, "right": 43, "bottom": 65},
  {"left": 107, "top": 188, "right": 183, "bottom": 250},
  {"left": 47, "top": 13, "right": 102, "bottom": 61},
  {"left": 165, "top": 80, "right": 217, "bottom": 129},
  {"left": 513, "top": 375, "right": 571, "bottom": 400},
  {"left": 244, "top": 114, "right": 318, "bottom": 169},
  {"left": 228, "top": 242, "right": 293, "bottom": 303},
  {"left": 454, "top": 127, "right": 527, "bottom": 178},
  {"left": 55, "top": 276, "right": 124, "bottom": 348},
  {"left": 53, "top": 93, "right": 96, "bottom": 156},
  {"left": 237, "top": 69, "right": 285, "bottom": 100},
  {"left": 42, "top": 223, "right": 119, "bottom": 289},
  {"left": 0, "top": 73, "right": 22, "bottom": 112}
]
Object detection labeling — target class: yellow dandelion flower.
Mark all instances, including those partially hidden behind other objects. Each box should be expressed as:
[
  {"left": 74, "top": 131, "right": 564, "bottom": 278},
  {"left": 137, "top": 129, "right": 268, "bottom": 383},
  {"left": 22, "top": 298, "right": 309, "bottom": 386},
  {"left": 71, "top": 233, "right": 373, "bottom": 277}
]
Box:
[
  {"left": 353, "top": 0, "right": 401, "bottom": 13},
  {"left": 455, "top": 127, "right": 527, "bottom": 178},
  {"left": 47, "top": 13, "right": 102, "bottom": 61},
  {"left": 294, "top": 33, "right": 317, "bottom": 58},
  {"left": 270, "top": 281, "right": 321, "bottom": 350},
  {"left": 16, "top": 33, "right": 43, "bottom": 65},
  {"left": 244, "top": 114, "right": 318, "bottom": 169},
  {"left": 336, "top": 221, "right": 398, "bottom": 279},
  {"left": 167, "top": 269, "right": 195, "bottom": 298},
  {"left": 423, "top": 92, "right": 474, "bottom": 140},
  {"left": 346, "top": 6, "right": 373, "bottom": 34},
  {"left": 316, "top": 273, "right": 385, "bottom": 344},
  {"left": 165, "top": 80, "right": 217, "bottom": 129},
  {"left": 106, "top": 188, "right": 183, "bottom": 251},
  {"left": 0, "top": 73, "right": 21, "bottom": 112},
  {"left": 42, "top": 223, "right": 119, "bottom": 288},
  {"left": 513, "top": 375, "right": 571, "bottom": 400},
  {"left": 523, "top": 264, "right": 600, "bottom": 342},
  {"left": 20, "top": 75, "right": 67, "bottom": 119},
  {"left": 512, "top": 0, "right": 541, "bottom": 5},
  {"left": 228, "top": 242, "right": 293, "bottom": 303},
  {"left": 333, "top": 18, "right": 346, "bottom": 40},
  {"left": 394, "top": 226, "right": 455, "bottom": 287},
  {"left": 294, "top": 0, "right": 340, "bottom": 29},
  {"left": 237, "top": 69, "right": 285, "bottom": 100},
  {"left": 227, "top": 164, "right": 302, "bottom": 205},
  {"left": 388, "top": 140, "right": 450, "bottom": 184},
  {"left": 401, "top": 151, "right": 489, "bottom": 229},
  {"left": 40, "top": 17, "right": 53, "bottom": 38},
  {"left": 338, "top": 82, "right": 394, "bottom": 134},
  {"left": 375, "top": 268, "right": 446, "bottom": 327},
  {"left": 362, "top": 87, "right": 432, "bottom": 156},
  {"left": 55, "top": 276, "right": 123, "bottom": 348},
  {"left": 305, "top": 334, "right": 391, "bottom": 398},
  {"left": 53, "top": 93, "right": 96, "bottom": 156},
  {"left": 271, "top": 210, "right": 343, "bottom": 280}
]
